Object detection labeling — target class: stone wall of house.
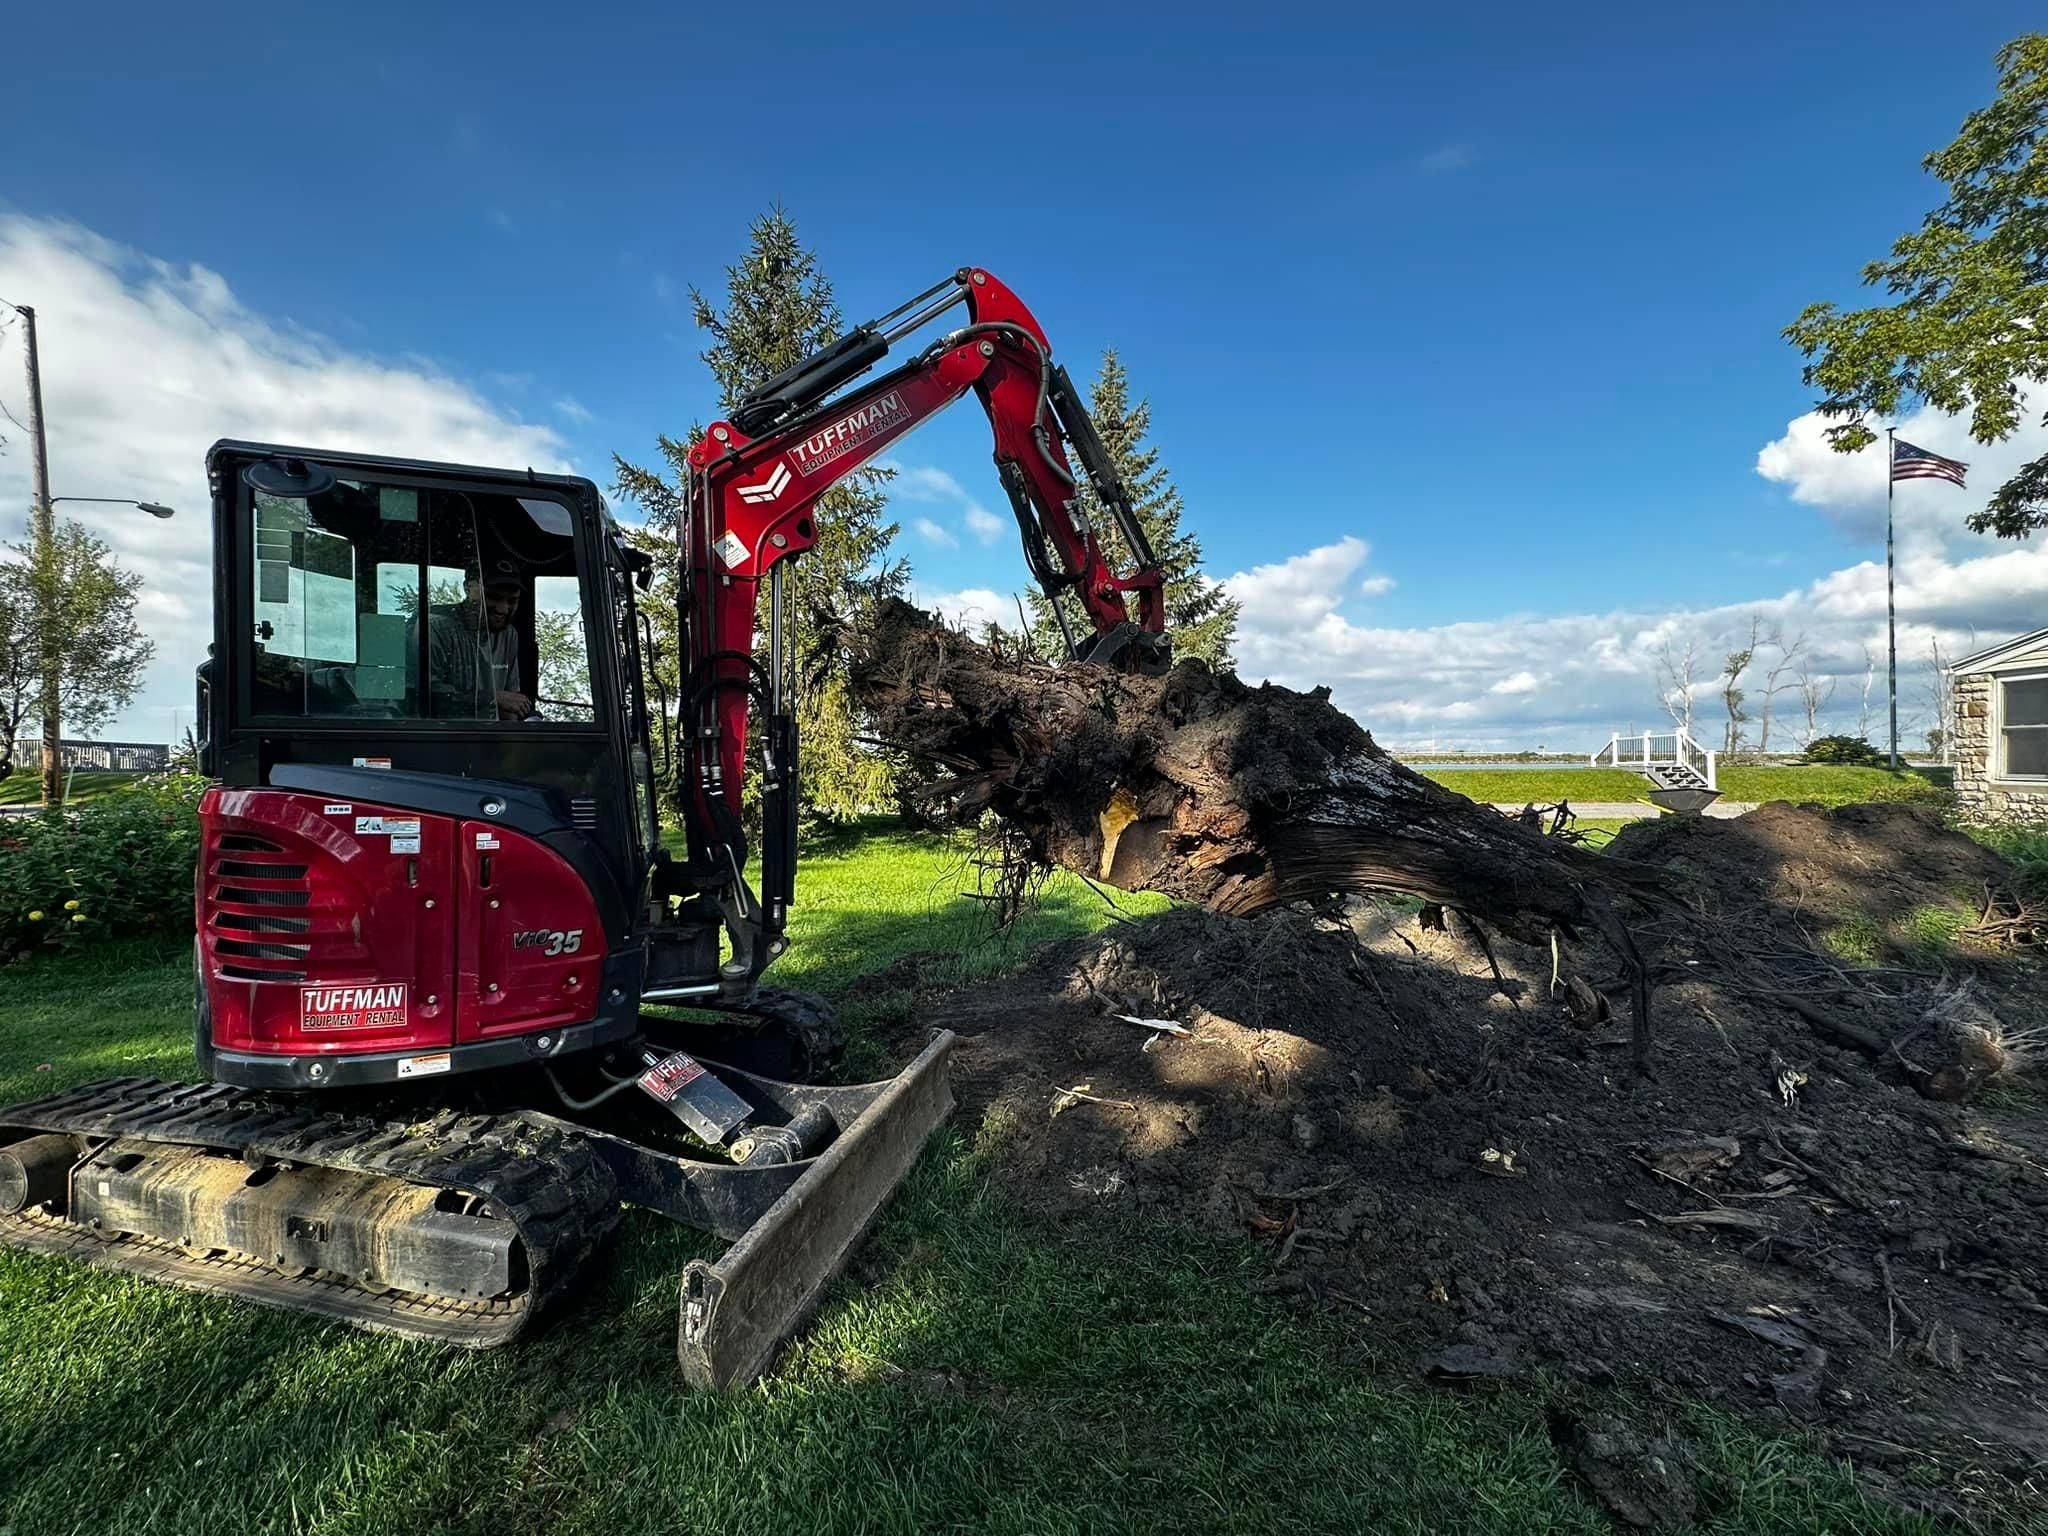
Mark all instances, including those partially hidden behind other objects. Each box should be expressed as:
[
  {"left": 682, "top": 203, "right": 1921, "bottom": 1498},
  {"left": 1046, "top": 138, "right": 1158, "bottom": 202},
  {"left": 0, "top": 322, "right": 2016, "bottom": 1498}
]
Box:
[{"left": 1953, "top": 671, "right": 2048, "bottom": 825}]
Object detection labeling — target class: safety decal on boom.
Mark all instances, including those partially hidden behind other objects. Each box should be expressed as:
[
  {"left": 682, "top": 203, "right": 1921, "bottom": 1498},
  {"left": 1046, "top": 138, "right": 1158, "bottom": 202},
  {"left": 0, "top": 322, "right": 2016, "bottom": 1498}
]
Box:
[
  {"left": 301, "top": 983, "right": 408, "bottom": 1031},
  {"left": 714, "top": 530, "right": 751, "bottom": 570}
]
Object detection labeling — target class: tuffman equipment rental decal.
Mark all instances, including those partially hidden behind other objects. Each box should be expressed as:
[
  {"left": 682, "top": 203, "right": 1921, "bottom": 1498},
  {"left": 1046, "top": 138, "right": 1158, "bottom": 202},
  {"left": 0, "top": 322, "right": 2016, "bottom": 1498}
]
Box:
[
  {"left": 301, "top": 983, "right": 408, "bottom": 1031},
  {"left": 787, "top": 390, "right": 906, "bottom": 476}
]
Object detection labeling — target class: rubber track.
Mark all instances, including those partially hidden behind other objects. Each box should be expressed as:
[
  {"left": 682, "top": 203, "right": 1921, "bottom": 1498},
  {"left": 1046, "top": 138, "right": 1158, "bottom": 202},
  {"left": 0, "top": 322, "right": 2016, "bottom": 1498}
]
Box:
[
  {"left": 697, "top": 986, "right": 845, "bottom": 1077},
  {"left": 0, "top": 1077, "right": 619, "bottom": 1346}
]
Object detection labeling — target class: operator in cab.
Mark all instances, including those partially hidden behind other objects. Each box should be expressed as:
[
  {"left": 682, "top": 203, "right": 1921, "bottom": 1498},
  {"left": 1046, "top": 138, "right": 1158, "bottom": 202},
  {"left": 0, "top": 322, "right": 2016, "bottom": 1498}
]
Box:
[{"left": 412, "top": 564, "right": 533, "bottom": 720}]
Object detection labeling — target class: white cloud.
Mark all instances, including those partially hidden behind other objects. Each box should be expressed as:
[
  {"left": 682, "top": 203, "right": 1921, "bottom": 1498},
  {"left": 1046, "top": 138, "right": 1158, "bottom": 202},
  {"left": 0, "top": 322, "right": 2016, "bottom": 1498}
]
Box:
[
  {"left": 1418, "top": 143, "right": 1473, "bottom": 174},
  {"left": 881, "top": 460, "right": 1007, "bottom": 545},
  {"left": 652, "top": 272, "right": 678, "bottom": 306},
  {"left": 1359, "top": 573, "right": 1396, "bottom": 597},
  {"left": 912, "top": 517, "right": 959, "bottom": 549},
  {"left": 913, "top": 585, "right": 1010, "bottom": 632},
  {"left": 884, "top": 463, "right": 967, "bottom": 503},
  {"left": 1223, "top": 533, "right": 2048, "bottom": 751},
  {"left": 1755, "top": 394, "right": 2047, "bottom": 554},
  {"left": 486, "top": 207, "right": 514, "bottom": 232},
  {"left": 554, "top": 396, "right": 594, "bottom": 424},
  {"left": 964, "top": 503, "right": 1006, "bottom": 545},
  {"left": 0, "top": 214, "right": 568, "bottom": 743},
  {"left": 1221, "top": 535, "right": 1376, "bottom": 625}
]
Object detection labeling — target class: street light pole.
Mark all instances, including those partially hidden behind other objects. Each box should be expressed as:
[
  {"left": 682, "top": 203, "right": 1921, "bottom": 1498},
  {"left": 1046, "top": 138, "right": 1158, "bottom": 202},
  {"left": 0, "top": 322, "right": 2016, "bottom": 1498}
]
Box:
[
  {"left": 4, "top": 302, "right": 174, "bottom": 807},
  {"left": 16, "top": 303, "right": 60, "bottom": 808}
]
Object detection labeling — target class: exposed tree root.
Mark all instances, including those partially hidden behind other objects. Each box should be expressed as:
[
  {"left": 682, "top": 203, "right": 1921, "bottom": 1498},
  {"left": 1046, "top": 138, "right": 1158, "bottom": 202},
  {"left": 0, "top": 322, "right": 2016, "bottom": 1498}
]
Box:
[{"left": 854, "top": 601, "right": 1671, "bottom": 1062}]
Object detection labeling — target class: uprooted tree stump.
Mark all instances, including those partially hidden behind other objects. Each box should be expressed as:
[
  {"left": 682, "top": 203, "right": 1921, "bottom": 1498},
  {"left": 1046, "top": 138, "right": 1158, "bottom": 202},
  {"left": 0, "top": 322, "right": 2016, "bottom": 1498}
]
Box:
[{"left": 854, "top": 601, "right": 1671, "bottom": 1068}]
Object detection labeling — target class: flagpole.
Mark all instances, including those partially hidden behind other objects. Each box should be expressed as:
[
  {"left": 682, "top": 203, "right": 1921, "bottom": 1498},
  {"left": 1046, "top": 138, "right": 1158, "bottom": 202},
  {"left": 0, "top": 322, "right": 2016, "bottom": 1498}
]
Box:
[{"left": 1885, "top": 427, "right": 1899, "bottom": 773}]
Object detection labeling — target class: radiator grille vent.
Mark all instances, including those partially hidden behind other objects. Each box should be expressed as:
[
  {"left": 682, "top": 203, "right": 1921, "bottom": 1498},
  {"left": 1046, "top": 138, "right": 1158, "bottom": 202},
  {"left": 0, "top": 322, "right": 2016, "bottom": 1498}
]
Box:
[{"left": 207, "top": 827, "right": 315, "bottom": 981}]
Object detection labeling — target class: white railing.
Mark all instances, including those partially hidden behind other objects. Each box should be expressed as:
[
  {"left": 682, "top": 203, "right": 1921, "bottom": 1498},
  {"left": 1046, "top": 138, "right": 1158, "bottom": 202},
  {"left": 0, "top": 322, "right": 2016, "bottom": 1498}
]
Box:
[{"left": 1590, "top": 727, "right": 1718, "bottom": 790}]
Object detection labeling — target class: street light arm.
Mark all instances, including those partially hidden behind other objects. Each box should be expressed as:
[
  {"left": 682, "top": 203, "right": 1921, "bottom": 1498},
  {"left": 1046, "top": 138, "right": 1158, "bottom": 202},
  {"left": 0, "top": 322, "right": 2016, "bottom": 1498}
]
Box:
[{"left": 49, "top": 497, "right": 175, "bottom": 519}]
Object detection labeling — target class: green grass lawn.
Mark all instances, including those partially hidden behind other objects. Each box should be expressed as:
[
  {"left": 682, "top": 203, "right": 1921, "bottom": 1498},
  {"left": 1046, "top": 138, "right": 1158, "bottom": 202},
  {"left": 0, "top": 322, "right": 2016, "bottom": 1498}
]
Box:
[
  {"left": 1420, "top": 762, "right": 1951, "bottom": 809},
  {"left": 0, "top": 769, "right": 143, "bottom": 805},
  {"left": 0, "top": 827, "right": 1936, "bottom": 1535}
]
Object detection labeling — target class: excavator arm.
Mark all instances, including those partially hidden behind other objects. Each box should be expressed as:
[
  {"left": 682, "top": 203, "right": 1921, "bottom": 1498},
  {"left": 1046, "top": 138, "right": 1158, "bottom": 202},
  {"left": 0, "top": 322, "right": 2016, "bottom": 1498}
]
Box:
[{"left": 660, "top": 268, "right": 1168, "bottom": 989}]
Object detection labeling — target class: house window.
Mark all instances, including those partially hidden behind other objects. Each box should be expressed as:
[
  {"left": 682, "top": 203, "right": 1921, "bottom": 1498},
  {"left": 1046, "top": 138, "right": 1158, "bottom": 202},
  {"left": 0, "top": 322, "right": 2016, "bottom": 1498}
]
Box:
[{"left": 2003, "top": 674, "right": 2048, "bottom": 778}]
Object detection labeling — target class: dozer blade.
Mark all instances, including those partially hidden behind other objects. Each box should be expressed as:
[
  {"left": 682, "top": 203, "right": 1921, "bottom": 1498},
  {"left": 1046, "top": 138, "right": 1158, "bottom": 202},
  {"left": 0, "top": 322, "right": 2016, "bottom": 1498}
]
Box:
[{"left": 677, "top": 1029, "right": 955, "bottom": 1389}]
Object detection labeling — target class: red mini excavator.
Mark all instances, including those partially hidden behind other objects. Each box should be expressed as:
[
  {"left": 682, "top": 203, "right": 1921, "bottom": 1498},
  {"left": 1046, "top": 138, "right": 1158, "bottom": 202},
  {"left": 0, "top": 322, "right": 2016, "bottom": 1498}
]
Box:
[{"left": 0, "top": 268, "right": 1167, "bottom": 1386}]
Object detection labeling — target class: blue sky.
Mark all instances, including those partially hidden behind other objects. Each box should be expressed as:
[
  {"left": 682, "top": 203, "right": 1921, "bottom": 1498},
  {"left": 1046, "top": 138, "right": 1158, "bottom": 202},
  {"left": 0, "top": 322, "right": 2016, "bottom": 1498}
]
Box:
[{"left": 3, "top": 1, "right": 2045, "bottom": 748}]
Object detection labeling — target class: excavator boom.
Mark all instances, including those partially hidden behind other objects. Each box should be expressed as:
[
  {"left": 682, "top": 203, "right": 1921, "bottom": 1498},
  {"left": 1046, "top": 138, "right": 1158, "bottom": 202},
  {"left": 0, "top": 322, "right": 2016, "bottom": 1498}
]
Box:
[{"left": 666, "top": 268, "right": 1168, "bottom": 980}]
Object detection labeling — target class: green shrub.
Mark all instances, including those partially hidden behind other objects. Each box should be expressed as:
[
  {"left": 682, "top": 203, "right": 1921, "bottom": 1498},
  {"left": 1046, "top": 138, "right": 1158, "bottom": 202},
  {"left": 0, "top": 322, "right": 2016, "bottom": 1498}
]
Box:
[
  {"left": 0, "top": 774, "right": 204, "bottom": 958},
  {"left": 1802, "top": 735, "right": 1886, "bottom": 767},
  {"left": 1967, "top": 825, "right": 2048, "bottom": 899}
]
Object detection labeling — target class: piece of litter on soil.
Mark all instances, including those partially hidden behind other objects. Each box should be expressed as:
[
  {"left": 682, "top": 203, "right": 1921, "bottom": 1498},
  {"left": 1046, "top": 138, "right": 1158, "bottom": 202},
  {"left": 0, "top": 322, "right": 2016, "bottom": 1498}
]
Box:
[
  {"left": 1477, "top": 1146, "right": 1523, "bottom": 1176},
  {"left": 1050, "top": 1082, "right": 1138, "bottom": 1117},
  {"left": 1113, "top": 1013, "right": 1191, "bottom": 1037}
]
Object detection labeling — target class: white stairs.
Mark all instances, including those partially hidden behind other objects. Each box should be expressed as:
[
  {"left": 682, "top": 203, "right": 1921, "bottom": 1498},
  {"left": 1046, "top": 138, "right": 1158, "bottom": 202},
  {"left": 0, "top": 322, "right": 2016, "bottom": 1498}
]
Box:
[
  {"left": 1591, "top": 728, "right": 1722, "bottom": 813},
  {"left": 1644, "top": 762, "right": 1710, "bottom": 792}
]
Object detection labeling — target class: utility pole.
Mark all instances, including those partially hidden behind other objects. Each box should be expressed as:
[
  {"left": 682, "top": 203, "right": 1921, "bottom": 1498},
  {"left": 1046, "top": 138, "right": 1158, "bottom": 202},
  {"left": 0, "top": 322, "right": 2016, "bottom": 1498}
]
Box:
[{"left": 18, "top": 305, "right": 61, "bottom": 807}]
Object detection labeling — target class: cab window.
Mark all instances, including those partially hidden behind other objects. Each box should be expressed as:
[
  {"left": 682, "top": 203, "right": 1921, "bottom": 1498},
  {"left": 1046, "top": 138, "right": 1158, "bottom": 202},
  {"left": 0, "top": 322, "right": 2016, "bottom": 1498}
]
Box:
[{"left": 245, "top": 476, "right": 597, "bottom": 725}]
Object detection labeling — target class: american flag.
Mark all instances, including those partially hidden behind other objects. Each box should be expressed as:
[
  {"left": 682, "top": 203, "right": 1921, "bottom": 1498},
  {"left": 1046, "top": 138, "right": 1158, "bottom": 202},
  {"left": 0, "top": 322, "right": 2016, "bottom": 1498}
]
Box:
[{"left": 1890, "top": 437, "right": 1968, "bottom": 488}]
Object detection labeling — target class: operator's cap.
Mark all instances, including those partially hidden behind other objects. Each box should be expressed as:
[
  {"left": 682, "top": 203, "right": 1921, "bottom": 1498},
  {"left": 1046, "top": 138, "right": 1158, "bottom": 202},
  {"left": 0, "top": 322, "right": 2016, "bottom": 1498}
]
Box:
[{"left": 466, "top": 559, "right": 523, "bottom": 592}]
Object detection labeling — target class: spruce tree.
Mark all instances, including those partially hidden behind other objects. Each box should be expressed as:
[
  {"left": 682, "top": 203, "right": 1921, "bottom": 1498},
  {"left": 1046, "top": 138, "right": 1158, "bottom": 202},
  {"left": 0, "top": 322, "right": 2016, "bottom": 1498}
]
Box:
[
  {"left": 1025, "top": 349, "right": 1238, "bottom": 667},
  {"left": 612, "top": 209, "right": 907, "bottom": 820}
]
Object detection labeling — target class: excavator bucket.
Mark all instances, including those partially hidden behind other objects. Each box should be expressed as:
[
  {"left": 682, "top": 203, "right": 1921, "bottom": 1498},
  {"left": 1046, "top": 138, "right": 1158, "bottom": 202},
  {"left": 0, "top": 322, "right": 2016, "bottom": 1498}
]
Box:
[{"left": 676, "top": 1029, "right": 956, "bottom": 1388}]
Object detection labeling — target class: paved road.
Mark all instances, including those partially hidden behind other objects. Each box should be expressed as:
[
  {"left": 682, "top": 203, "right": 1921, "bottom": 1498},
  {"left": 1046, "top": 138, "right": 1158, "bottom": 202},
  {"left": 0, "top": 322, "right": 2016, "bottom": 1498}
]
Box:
[{"left": 1488, "top": 800, "right": 1757, "bottom": 820}]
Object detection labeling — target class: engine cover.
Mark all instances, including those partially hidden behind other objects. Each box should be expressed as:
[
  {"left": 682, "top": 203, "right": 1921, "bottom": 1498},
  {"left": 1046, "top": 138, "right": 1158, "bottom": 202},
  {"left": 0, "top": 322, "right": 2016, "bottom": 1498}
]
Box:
[{"left": 199, "top": 788, "right": 607, "bottom": 1067}]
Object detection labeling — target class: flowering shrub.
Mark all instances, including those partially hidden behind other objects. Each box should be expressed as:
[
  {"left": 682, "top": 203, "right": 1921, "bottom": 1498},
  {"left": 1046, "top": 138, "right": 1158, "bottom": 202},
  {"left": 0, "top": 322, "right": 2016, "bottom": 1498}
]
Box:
[{"left": 0, "top": 774, "right": 204, "bottom": 958}]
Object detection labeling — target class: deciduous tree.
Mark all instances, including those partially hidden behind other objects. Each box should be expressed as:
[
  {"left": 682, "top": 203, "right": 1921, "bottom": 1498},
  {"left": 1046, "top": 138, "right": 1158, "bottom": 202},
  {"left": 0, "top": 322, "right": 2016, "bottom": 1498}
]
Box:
[
  {"left": 5, "top": 522, "right": 155, "bottom": 790},
  {"left": 0, "top": 562, "right": 32, "bottom": 775},
  {"left": 1785, "top": 35, "right": 2048, "bottom": 537}
]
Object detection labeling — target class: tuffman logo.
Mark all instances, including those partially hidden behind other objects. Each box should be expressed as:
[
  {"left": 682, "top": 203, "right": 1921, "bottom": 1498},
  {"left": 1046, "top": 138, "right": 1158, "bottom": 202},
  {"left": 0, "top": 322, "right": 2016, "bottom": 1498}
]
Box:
[
  {"left": 301, "top": 983, "right": 408, "bottom": 1031},
  {"left": 788, "top": 390, "right": 906, "bottom": 476}
]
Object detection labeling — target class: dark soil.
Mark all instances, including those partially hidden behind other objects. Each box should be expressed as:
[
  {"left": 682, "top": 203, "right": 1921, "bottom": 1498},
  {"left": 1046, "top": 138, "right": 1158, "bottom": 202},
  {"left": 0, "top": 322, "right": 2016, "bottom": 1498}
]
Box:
[{"left": 896, "top": 803, "right": 2048, "bottom": 1526}]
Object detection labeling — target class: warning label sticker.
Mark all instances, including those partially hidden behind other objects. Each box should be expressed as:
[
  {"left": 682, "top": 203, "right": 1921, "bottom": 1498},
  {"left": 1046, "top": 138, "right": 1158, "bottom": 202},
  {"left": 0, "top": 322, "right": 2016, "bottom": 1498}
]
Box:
[
  {"left": 714, "top": 530, "right": 751, "bottom": 570},
  {"left": 352, "top": 756, "right": 393, "bottom": 770},
  {"left": 475, "top": 832, "right": 500, "bottom": 850},
  {"left": 390, "top": 835, "right": 422, "bottom": 854},
  {"left": 301, "top": 983, "right": 408, "bottom": 1032},
  {"left": 354, "top": 816, "right": 420, "bottom": 839},
  {"left": 397, "top": 1052, "right": 451, "bottom": 1079},
  {"left": 637, "top": 1051, "right": 707, "bottom": 1103}
]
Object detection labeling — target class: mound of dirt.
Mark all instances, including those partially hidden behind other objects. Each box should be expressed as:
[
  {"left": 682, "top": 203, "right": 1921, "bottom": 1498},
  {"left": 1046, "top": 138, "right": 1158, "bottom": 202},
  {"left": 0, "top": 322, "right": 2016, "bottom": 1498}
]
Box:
[
  {"left": 910, "top": 804, "right": 2048, "bottom": 1522},
  {"left": 1609, "top": 801, "right": 2013, "bottom": 932}
]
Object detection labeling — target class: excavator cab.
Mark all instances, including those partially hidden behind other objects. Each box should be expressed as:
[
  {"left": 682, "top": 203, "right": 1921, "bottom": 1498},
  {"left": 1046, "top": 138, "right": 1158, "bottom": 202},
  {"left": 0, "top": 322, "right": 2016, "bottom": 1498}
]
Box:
[{"left": 192, "top": 442, "right": 666, "bottom": 1090}]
